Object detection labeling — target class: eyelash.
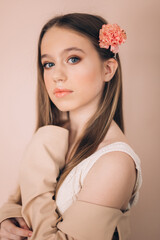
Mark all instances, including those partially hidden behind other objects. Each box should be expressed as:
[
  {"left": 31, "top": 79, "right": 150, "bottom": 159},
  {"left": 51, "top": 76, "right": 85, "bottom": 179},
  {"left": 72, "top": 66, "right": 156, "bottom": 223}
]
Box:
[
  {"left": 42, "top": 56, "right": 81, "bottom": 69},
  {"left": 42, "top": 62, "right": 54, "bottom": 69},
  {"left": 68, "top": 56, "right": 80, "bottom": 64}
]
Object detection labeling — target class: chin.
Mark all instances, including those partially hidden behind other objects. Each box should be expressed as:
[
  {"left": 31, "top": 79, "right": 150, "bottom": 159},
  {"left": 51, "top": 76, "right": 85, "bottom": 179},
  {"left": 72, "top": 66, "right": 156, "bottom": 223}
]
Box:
[{"left": 53, "top": 103, "right": 74, "bottom": 112}]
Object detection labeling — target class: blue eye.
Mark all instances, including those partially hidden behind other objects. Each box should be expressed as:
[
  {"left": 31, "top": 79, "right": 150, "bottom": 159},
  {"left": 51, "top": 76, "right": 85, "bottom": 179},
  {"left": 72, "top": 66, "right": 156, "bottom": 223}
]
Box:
[
  {"left": 68, "top": 57, "right": 80, "bottom": 64},
  {"left": 42, "top": 62, "right": 54, "bottom": 69}
]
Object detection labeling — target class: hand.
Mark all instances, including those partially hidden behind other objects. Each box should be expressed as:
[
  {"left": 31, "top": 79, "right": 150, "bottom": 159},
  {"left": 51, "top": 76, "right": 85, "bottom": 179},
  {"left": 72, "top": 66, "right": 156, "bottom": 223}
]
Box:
[{"left": 0, "top": 217, "right": 33, "bottom": 240}]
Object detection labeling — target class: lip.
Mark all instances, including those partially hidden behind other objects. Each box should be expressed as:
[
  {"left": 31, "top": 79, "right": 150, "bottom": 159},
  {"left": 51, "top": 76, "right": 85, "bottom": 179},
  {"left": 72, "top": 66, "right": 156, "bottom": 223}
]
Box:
[{"left": 53, "top": 88, "right": 73, "bottom": 98}]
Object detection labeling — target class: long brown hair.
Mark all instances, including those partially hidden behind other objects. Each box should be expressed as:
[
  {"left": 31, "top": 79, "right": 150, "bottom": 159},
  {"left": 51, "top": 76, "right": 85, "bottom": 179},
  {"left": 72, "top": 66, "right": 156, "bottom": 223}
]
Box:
[{"left": 35, "top": 13, "right": 124, "bottom": 198}]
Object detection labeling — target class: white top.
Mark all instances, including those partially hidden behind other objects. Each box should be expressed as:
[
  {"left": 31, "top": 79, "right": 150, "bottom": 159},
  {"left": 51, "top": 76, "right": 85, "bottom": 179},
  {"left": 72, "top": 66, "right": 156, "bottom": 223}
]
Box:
[{"left": 56, "top": 142, "right": 142, "bottom": 215}]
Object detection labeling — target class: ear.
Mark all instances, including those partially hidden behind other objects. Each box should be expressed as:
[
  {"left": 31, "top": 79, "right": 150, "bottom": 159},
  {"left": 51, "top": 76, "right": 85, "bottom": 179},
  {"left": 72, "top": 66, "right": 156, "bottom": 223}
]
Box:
[{"left": 103, "top": 58, "right": 118, "bottom": 82}]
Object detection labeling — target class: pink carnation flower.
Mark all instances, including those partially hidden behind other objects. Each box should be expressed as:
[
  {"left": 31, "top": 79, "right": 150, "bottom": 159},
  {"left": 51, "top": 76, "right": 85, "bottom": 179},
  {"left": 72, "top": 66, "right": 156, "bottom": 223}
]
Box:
[{"left": 99, "top": 24, "right": 127, "bottom": 53}]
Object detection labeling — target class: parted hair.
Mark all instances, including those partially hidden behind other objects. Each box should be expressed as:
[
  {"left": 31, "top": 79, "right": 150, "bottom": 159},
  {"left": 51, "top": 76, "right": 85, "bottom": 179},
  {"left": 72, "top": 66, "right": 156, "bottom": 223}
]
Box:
[{"left": 35, "top": 12, "right": 124, "bottom": 198}]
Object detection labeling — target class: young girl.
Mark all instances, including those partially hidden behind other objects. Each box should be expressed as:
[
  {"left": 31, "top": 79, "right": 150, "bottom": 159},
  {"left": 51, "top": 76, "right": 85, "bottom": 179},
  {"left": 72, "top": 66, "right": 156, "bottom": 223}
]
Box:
[{"left": 0, "top": 13, "right": 142, "bottom": 240}]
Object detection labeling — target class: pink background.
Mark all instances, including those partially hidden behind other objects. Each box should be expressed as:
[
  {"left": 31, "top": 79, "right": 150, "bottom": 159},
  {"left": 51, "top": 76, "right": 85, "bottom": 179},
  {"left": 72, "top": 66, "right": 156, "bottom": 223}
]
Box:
[{"left": 0, "top": 0, "right": 160, "bottom": 239}]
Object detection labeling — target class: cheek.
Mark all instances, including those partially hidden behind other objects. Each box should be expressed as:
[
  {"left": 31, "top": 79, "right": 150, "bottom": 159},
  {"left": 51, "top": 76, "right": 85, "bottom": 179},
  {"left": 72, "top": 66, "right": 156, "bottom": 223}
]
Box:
[
  {"left": 43, "top": 73, "right": 52, "bottom": 92},
  {"left": 44, "top": 79, "right": 55, "bottom": 104},
  {"left": 73, "top": 62, "right": 103, "bottom": 89},
  {"left": 43, "top": 78, "right": 55, "bottom": 104}
]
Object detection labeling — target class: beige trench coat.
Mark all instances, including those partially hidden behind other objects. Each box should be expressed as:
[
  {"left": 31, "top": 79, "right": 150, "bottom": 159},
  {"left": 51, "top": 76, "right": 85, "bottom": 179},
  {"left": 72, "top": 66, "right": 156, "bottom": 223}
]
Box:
[{"left": 0, "top": 125, "right": 131, "bottom": 240}]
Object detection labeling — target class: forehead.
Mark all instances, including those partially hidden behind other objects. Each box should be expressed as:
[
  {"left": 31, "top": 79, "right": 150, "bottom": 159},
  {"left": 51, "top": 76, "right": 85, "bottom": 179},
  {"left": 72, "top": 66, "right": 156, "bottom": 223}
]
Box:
[{"left": 40, "top": 26, "right": 95, "bottom": 54}]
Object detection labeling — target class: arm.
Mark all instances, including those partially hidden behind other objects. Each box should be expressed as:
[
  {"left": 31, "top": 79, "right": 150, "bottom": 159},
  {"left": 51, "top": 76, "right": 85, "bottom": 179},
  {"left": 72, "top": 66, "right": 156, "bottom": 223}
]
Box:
[
  {"left": 56, "top": 200, "right": 130, "bottom": 240},
  {"left": 0, "top": 186, "right": 22, "bottom": 223},
  {"left": 0, "top": 186, "right": 33, "bottom": 239},
  {"left": 19, "top": 125, "right": 69, "bottom": 239},
  {"left": 0, "top": 198, "right": 130, "bottom": 240},
  {"left": 77, "top": 151, "right": 137, "bottom": 210},
  {"left": 0, "top": 125, "right": 69, "bottom": 240},
  {"left": 55, "top": 151, "right": 135, "bottom": 240}
]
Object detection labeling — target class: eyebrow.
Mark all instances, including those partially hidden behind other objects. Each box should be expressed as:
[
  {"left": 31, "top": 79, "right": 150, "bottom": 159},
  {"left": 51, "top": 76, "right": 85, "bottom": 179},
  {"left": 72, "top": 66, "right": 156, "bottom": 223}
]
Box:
[{"left": 41, "top": 47, "right": 85, "bottom": 60}]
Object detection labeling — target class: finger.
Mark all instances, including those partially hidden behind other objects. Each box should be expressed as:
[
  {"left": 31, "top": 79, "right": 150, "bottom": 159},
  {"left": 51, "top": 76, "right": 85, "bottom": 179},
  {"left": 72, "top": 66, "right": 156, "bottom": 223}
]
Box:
[
  {"left": 1, "top": 230, "right": 22, "bottom": 240},
  {"left": 0, "top": 231, "right": 27, "bottom": 240},
  {"left": 3, "top": 220, "right": 32, "bottom": 238},
  {"left": 0, "top": 228, "right": 20, "bottom": 240},
  {"left": 15, "top": 218, "right": 30, "bottom": 230}
]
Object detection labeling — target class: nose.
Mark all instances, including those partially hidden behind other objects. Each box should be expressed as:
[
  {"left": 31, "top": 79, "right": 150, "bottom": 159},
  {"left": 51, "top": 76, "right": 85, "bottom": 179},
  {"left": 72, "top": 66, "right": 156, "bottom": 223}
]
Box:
[{"left": 52, "top": 64, "right": 67, "bottom": 83}]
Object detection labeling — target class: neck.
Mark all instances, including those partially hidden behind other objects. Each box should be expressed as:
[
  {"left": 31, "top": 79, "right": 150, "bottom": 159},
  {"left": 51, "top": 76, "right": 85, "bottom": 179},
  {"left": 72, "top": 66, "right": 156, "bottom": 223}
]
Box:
[{"left": 68, "top": 104, "right": 97, "bottom": 145}]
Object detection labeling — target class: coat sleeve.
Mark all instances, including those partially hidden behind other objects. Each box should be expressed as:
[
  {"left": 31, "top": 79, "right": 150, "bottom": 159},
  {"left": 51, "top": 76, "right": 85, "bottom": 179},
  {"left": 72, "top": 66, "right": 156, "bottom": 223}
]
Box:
[
  {"left": 55, "top": 200, "right": 131, "bottom": 240},
  {"left": 0, "top": 185, "right": 22, "bottom": 223},
  {"left": 0, "top": 125, "right": 69, "bottom": 239},
  {"left": 19, "top": 125, "right": 69, "bottom": 239}
]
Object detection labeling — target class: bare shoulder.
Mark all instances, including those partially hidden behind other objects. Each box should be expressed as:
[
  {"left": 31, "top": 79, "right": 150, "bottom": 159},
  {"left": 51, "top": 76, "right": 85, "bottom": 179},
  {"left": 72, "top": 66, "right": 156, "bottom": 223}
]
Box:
[{"left": 77, "top": 150, "right": 137, "bottom": 210}]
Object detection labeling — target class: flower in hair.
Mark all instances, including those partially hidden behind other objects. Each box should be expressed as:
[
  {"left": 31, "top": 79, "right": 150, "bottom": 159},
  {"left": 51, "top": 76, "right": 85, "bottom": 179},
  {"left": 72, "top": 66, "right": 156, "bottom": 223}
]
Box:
[{"left": 99, "top": 24, "right": 127, "bottom": 54}]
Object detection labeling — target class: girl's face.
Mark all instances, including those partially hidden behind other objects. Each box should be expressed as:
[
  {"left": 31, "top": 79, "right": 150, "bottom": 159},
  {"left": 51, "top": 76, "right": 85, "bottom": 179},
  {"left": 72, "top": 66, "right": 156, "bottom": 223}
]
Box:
[{"left": 41, "top": 27, "right": 106, "bottom": 113}]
